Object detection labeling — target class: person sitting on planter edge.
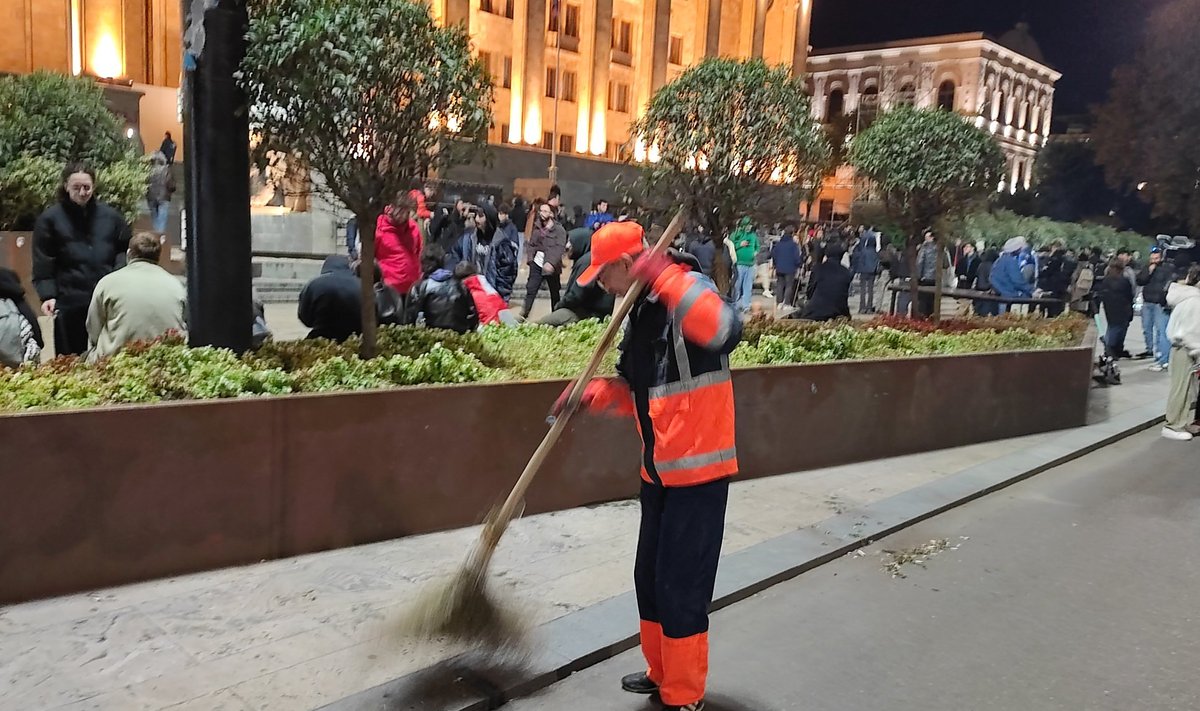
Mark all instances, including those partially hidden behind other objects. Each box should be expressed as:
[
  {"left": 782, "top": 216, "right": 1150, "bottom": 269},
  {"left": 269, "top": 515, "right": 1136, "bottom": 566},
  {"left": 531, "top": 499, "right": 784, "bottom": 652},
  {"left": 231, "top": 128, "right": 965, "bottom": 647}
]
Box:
[
  {"left": 405, "top": 244, "right": 478, "bottom": 334},
  {"left": 989, "top": 237, "right": 1034, "bottom": 313},
  {"left": 298, "top": 255, "right": 362, "bottom": 342},
  {"left": 85, "top": 232, "right": 186, "bottom": 363},
  {"left": 538, "top": 223, "right": 616, "bottom": 327},
  {"left": 0, "top": 267, "right": 43, "bottom": 366},
  {"left": 455, "top": 261, "right": 520, "bottom": 327},
  {"left": 794, "top": 243, "right": 852, "bottom": 322}
]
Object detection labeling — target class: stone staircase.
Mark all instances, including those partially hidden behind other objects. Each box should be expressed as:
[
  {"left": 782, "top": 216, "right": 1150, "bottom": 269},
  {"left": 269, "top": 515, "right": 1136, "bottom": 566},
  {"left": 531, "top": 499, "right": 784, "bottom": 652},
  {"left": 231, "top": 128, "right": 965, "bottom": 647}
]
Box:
[{"left": 253, "top": 256, "right": 329, "bottom": 303}]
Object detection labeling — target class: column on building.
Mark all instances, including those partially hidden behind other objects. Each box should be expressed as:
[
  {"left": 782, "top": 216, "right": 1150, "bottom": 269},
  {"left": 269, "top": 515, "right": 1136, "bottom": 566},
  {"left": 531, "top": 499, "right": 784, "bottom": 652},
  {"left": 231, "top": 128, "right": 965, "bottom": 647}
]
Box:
[
  {"left": 751, "top": 0, "right": 769, "bottom": 58},
  {"left": 1002, "top": 73, "right": 1016, "bottom": 126},
  {"left": 694, "top": 0, "right": 719, "bottom": 58},
  {"left": 792, "top": 0, "right": 812, "bottom": 76},
  {"left": 585, "top": 0, "right": 614, "bottom": 155},
  {"left": 917, "top": 63, "right": 935, "bottom": 109},
  {"left": 520, "top": 0, "right": 547, "bottom": 144},
  {"left": 1041, "top": 91, "right": 1054, "bottom": 145},
  {"left": 846, "top": 71, "right": 861, "bottom": 112},
  {"left": 811, "top": 75, "right": 827, "bottom": 121},
  {"left": 508, "top": 0, "right": 529, "bottom": 141}
]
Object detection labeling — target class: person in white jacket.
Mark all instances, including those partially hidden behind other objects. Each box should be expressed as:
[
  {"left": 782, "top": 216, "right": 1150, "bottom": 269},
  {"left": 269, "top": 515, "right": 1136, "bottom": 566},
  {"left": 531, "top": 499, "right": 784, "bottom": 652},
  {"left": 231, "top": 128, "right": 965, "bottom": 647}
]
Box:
[{"left": 1162, "top": 265, "right": 1200, "bottom": 440}]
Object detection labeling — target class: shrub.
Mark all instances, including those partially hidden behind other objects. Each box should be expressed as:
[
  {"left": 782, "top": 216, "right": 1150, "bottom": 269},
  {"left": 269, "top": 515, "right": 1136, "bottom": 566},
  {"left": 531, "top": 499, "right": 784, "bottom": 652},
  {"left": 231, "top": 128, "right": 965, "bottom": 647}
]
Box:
[
  {"left": 0, "top": 317, "right": 1086, "bottom": 413},
  {"left": 0, "top": 71, "right": 143, "bottom": 229}
]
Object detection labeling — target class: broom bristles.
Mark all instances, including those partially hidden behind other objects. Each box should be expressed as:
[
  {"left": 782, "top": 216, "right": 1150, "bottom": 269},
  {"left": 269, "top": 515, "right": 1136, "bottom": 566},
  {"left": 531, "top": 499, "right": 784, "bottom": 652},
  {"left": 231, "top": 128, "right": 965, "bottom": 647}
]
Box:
[{"left": 396, "top": 551, "right": 529, "bottom": 647}]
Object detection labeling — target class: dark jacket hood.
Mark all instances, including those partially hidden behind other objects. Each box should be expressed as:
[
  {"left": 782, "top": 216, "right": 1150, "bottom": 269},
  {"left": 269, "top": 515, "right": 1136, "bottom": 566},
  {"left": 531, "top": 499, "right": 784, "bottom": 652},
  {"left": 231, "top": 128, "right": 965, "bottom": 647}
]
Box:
[
  {"left": 0, "top": 267, "right": 25, "bottom": 300},
  {"left": 430, "top": 268, "right": 454, "bottom": 282},
  {"left": 824, "top": 245, "right": 846, "bottom": 263},
  {"left": 669, "top": 248, "right": 703, "bottom": 273},
  {"left": 321, "top": 255, "right": 353, "bottom": 275},
  {"left": 568, "top": 227, "right": 593, "bottom": 260}
]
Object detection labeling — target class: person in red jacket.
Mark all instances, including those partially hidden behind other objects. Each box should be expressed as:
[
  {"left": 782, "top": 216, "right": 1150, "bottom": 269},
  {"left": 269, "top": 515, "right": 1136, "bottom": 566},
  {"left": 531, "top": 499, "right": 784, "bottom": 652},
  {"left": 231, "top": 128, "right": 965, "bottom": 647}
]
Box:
[
  {"left": 552, "top": 221, "right": 740, "bottom": 711},
  {"left": 409, "top": 183, "right": 435, "bottom": 222},
  {"left": 375, "top": 193, "right": 424, "bottom": 300},
  {"left": 454, "top": 262, "right": 508, "bottom": 326}
]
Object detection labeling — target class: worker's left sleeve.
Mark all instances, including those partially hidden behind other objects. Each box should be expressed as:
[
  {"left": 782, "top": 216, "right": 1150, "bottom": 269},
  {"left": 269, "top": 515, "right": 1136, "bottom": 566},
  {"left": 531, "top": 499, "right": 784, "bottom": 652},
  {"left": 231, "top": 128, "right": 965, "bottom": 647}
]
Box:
[{"left": 650, "top": 264, "right": 742, "bottom": 354}]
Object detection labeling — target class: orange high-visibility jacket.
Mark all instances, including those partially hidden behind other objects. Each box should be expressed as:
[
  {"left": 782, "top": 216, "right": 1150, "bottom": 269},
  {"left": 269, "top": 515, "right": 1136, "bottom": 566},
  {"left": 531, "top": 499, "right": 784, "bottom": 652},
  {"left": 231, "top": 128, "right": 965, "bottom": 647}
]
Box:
[{"left": 613, "top": 254, "right": 741, "bottom": 487}]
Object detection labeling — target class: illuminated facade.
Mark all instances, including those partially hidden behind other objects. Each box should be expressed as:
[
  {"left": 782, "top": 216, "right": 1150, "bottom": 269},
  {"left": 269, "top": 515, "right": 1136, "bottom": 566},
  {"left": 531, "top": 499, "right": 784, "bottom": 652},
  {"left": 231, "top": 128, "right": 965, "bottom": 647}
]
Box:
[{"left": 807, "top": 25, "right": 1062, "bottom": 215}]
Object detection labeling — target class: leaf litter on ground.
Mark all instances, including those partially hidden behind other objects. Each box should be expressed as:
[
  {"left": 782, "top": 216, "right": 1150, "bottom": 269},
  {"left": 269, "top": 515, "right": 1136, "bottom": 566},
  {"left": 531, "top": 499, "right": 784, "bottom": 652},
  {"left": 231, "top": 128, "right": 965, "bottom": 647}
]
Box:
[{"left": 880, "top": 536, "right": 969, "bottom": 579}]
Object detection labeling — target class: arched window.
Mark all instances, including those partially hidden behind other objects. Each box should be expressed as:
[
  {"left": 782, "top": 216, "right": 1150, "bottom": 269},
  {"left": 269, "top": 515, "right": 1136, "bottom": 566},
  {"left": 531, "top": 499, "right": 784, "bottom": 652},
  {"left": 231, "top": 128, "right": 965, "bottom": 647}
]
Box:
[
  {"left": 937, "top": 80, "right": 956, "bottom": 111},
  {"left": 897, "top": 82, "right": 916, "bottom": 106},
  {"left": 826, "top": 89, "right": 845, "bottom": 119}
]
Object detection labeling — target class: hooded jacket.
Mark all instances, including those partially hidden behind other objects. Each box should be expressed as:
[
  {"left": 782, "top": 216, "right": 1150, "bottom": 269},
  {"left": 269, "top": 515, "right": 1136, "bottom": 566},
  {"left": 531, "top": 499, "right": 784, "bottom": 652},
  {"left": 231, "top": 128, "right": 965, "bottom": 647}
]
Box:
[
  {"left": 452, "top": 203, "right": 518, "bottom": 300},
  {"left": 1099, "top": 273, "right": 1135, "bottom": 326},
  {"left": 406, "top": 268, "right": 478, "bottom": 333},
  {"left": 0, "top": 267, "right": 43, "bottom": 348},
  {"left": 33, "top": 194, "right": 132, "bottom": 309},
  {"left": 801, "top": 246, "right": 853, "bottom": 321},
  {"left": 975, "top": 249, "right": 999, "bottom": 292},
  {"left": 375, "top": 211, "right": 424, "bottom": 295},
  {"left": 1165, "top": 282, "right": 1200, "bottom": 356},
  {"left": 298, "top": 255, "right": 362, "bottom": 342},
  {"left": 558, "top": 227, "right": 616, "bottom": 320},
  {"left": 990, "top": 250, "right": 1033, "bottom": 298},
  {"left": 771, "top": 234, "right": 803, "bottom": 275},
  {"left": 731, "top": 218, "right": 758, "bottom": 267}
]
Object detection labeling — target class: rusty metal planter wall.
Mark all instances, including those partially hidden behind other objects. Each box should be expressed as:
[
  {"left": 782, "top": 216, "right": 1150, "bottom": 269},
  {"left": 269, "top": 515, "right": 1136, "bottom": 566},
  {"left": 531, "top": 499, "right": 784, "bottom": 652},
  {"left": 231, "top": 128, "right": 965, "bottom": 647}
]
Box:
[{"left": 0, "top": 343, "right": 1093, "bottom": 604}]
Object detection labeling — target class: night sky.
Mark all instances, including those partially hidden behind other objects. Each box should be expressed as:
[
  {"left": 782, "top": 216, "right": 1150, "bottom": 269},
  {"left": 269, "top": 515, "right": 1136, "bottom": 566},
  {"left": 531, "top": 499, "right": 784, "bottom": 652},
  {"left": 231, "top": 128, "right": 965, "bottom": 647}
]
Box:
[{"left": 810, "top": 0, "right": 1162, "bottom": 119}]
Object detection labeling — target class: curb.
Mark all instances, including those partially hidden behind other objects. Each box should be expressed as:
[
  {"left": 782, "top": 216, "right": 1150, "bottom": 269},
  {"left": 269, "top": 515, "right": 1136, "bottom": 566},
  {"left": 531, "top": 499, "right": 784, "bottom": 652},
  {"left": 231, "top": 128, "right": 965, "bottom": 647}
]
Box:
[{"left": 321, "top": 403, "right": 1165, "bottom": 711}]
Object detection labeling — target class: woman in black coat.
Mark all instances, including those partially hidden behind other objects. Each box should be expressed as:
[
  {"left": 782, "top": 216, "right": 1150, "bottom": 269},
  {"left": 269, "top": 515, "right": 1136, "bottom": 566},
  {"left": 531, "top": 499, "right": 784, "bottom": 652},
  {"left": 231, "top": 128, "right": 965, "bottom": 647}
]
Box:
[
  {"left": 32, "top": 162, "right": 132, "bottom": 355},
  {"left": 1098, "top": 261, "right": 1135, "bottom": 359}
]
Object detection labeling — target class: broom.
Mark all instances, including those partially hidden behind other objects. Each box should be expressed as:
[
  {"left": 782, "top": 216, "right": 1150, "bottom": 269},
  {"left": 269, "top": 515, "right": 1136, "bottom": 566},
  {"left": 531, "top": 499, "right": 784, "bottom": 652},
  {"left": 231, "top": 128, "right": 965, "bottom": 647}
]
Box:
[{"left": 399, "top": 209, "right": 687, "bottom": 647}]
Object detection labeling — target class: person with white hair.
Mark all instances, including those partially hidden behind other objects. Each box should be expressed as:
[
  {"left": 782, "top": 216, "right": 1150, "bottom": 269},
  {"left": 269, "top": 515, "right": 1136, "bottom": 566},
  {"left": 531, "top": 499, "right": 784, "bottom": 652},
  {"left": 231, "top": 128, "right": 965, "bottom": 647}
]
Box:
[{"left": 987, "top": 236, "right": 1032, "bottom": 313}]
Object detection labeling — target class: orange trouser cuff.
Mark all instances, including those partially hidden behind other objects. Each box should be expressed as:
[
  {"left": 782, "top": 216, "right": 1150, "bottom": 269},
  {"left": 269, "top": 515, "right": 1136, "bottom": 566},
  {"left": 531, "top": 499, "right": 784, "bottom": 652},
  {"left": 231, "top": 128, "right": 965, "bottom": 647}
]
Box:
[
  {"left": 640, "top": 620, "right": 664, "bottom": 685},
  {"left": 659, "top": 632, "right": 709, "bottom": 706}
]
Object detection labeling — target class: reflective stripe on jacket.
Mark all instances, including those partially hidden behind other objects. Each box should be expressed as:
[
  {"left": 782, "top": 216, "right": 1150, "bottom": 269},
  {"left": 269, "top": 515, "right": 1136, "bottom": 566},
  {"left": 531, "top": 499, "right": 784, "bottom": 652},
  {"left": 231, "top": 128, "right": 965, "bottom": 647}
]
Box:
[{"left": 618, "top": 259, "right": 741, "bottom": 487}]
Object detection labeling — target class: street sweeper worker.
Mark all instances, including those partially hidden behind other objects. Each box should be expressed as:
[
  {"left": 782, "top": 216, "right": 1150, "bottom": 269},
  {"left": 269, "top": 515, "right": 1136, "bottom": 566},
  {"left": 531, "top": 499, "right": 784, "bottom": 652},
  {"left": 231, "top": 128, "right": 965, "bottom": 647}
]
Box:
[{"left": 551, "top": 220, "right": 740, "bottom": 711}]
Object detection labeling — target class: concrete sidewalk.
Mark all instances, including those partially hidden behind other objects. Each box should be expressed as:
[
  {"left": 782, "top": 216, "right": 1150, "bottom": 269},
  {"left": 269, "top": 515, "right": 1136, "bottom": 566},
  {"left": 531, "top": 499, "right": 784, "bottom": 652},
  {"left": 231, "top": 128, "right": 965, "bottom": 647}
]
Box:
[{"left": 0, "top": 343, "right": 1169, "bottom": 711}]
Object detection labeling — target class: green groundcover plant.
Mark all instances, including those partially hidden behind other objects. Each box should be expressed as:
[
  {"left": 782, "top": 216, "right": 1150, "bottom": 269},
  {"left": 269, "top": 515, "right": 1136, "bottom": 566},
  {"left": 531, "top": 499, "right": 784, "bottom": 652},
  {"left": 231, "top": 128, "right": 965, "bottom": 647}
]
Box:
[{"left": 0, "top": 316, "right": 1088, "bottom": 413}]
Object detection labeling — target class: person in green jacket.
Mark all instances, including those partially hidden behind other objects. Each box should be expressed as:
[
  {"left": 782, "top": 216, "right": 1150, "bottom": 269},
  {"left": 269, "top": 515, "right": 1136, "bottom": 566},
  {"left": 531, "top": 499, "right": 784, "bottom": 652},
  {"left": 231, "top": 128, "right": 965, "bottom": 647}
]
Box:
[{"left": 731, "top": 217, "right": 759, "bottom": 313}]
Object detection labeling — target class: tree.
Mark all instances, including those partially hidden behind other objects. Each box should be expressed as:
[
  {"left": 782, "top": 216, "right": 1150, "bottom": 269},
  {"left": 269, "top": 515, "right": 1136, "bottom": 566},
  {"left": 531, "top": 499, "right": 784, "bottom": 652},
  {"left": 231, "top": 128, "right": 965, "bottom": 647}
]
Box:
[
  {"left": 1093, "top": 0, "right": 1200, "bottom": 234},
  {"left": 627, "top": 58, "right": 830, "bottom": 293},
  {"left": 0, "top": 71, "right": 145, "bottom": 230},
  {"left": 241, "top": 0, "right": 493, "bottom": 357},
  {"left": 849, "top": 105, "right": 1005, "bottom": 319}
]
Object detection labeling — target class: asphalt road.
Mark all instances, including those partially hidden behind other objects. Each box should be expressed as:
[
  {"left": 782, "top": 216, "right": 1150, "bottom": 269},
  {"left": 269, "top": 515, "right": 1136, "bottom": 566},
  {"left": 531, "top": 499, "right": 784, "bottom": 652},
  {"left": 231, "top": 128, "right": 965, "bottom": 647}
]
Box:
[{"left": 503, "top": 427, "right": 1200, "bottom": 711}]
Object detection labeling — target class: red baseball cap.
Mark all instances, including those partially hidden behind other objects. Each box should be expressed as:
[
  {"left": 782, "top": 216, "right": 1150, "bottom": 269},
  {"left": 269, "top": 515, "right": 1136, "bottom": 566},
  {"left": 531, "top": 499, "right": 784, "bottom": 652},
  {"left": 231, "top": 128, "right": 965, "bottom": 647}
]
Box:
[{"left": 577, "top": 221, "right": 646, "bottom": 286}]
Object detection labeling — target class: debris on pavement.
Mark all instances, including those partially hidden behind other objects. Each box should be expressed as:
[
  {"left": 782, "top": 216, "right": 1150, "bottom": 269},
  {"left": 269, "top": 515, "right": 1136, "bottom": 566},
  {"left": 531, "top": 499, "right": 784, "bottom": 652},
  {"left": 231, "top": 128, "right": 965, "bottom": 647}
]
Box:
[{"left": 880, "top": 538, "right": 961, "bottom": 578}]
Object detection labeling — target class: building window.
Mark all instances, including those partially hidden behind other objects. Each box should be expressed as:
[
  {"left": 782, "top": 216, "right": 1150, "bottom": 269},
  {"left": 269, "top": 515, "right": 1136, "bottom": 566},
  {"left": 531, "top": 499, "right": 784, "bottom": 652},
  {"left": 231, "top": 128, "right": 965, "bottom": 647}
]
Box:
[
  {"left": 826, "top": 89, "right": 844, "bottom": 119},
  {"left": 613, "top": 20, "right": 633, "bottom": 54},
  {"left": 668, "top": 36, "right": 683, "bottom": 65},
  {"left": 546, "top": 69, "right": 576, "bottom": 100},
  {"left": 501, "top": 123, "right": 511, "bottom": 143},
  {"left": 609, "top": 81, "right": 631, "bottom": 113},
  {"left": 542, "top": 131, "right": 554, "bottom": 150},
  {"left": 937, "top": 80, "right": 956, "bottom": 111},
  {"left": 562, "top": 70, "right": 577, "bottom": 102},
  {"left": 481, "top": 0, "right": 513, "bottom": 17},
  {"left": 559, "top": 133, "right": 574, "bottom": 153},
  {"left": 859, "top": 85, "right": 880, "bottom": 126},
  {"left": 478, "top": 51, "right": 492, "bottom": 75},
  {"left": 897, "top": 82, "right": 916, "bottom": 106},
  {"left": 501, "top": 56, "right": 512, "bottom": 89},
  {"left": 564, "top": 4, "right": 580, "bottom": 38}
]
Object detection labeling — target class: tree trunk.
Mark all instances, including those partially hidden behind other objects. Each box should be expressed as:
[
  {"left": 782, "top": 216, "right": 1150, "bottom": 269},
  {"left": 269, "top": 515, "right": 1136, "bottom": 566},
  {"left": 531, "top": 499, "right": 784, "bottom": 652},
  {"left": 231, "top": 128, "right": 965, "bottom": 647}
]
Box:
[
  {"left": 357, "top": 212, "right": 379, "bottom": 359},
  {"left": 932, "top": 234, "right": 945, "bottom": 324}
]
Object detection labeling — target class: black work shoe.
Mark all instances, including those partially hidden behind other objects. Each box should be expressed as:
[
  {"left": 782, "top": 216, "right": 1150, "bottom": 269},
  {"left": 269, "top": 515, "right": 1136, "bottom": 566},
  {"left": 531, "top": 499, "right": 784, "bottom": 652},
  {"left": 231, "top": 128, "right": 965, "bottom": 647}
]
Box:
[
  {"left": 664, "top": 702, "right": 705, "bottom": 711},
  {"left": 620, "top": 671, "right": 658, "bottom": 694}
]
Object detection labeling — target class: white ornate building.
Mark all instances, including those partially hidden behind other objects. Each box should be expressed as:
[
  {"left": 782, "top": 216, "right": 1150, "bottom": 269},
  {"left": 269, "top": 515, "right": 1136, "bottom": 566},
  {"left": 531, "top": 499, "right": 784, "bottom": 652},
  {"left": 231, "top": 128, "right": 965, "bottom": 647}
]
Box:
[{"left": 807, "top": 23, "right": 1061, "bottom": 211}]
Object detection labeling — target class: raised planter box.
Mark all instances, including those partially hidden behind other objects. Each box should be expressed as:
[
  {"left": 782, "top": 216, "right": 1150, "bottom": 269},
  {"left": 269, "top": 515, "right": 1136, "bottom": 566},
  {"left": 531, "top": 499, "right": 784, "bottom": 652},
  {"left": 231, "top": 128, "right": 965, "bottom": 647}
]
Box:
[{"left": 0, "top": 342, "right": 1094, "bottom": 604}]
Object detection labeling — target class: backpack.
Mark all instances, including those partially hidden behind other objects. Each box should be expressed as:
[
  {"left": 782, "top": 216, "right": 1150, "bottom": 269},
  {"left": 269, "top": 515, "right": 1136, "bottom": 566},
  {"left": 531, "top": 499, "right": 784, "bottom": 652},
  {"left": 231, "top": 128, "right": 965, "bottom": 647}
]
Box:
[{"left": 0, "top": 298, "right": 27, "bottom": 367}]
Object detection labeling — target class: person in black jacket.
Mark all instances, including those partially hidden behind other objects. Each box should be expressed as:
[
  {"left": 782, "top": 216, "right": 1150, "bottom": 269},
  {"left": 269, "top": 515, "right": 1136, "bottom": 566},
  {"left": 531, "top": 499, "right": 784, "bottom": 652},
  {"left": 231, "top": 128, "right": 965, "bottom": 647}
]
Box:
[
  {"left": 973, "top": 247, "right": 1000, "bottom": 316},
  {"left": 33, "top": 162, "right": 132, "bottom": 356},
  {"left": 1099, "top": 260, "right": 1135, "bottom": 359},
  {"left": 1037, "top": 245, "right": 1072, "bottom": 316},
  {"left": 538, "top": 226, "right": 616, "bottom": 326},
  {"left": 1136, "top": 247, "right": 1175, "bottom": 368},
  {"left": 297, "top": 255, "right": 362, "bottom": 342},
  {"left": 406, "top": 244, "right": 478, "bottom": 333},
  {"left": 794, "top": 244, "right": 852, "bottom": 322}
]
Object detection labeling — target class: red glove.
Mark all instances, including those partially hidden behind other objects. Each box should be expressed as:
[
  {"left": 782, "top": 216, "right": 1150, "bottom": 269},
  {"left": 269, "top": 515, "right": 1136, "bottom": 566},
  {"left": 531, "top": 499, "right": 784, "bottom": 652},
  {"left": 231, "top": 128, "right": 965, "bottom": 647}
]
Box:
[
  {"left": 630, "top": 251, "right": 676, "bottom": 287},
  {"left": 549, "top": 378, "right": 634, "bottom": 420}
]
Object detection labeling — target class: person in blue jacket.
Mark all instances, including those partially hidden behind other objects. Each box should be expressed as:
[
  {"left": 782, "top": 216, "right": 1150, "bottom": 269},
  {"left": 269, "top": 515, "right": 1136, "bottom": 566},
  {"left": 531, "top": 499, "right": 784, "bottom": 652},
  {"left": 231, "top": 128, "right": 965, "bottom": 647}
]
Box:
[
  {"left": 770, "top": 224, "right": 803, "bottom": 309},
  {"left": 990, "top": 236, "right": 1033, "bottom": 313}
]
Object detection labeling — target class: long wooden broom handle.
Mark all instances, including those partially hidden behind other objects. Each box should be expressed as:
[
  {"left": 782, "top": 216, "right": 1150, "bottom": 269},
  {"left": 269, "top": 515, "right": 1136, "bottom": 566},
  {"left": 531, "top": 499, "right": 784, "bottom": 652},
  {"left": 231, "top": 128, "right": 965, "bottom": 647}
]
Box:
[{"left": 479, "top": 209, "right": 688, "bottom": 552}]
